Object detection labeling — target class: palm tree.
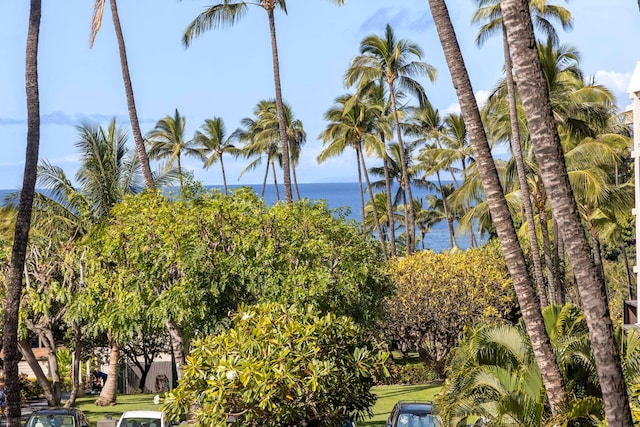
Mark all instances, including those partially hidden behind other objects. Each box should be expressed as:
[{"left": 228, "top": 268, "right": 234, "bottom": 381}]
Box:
[
  {"left": 318, "top": 94, "right": 387, "bottom": 256},
  {"left": 473, "top": 0, "right": 573, "bottom": 309},
  {"left": 4, "top": 1, "right": 41, "bottom": 423},
  {"left": 426, "top": 0, "right": 566, "bottom": 415},
  {"left": 147, "top": 109, "right": 203, "bottom": 191},
  {"left": 345, "top": 24, "right": 436, "bottom": 254},
  {"left": 194, "top": 117, "right": 240, "bottom": 193},
  {"left": 90, "top": 0, "right": 154, "bottom": 190},
  {"left": 183, "top": 0, "right": 345, "bottom": 203},
  {"left": 500, "top": 0, "right": 633, "bottom": 425}
]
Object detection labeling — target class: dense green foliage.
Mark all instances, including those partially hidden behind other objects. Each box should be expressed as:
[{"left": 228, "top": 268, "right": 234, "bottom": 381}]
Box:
[
  {"left": 163, "top": 302, "right": 389, "bottom": 426},
  {"left": 380, "top": 240, "right": 516, "bottom": 374}
]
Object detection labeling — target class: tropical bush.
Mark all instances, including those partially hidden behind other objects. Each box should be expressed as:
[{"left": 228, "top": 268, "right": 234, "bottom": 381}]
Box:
[
  {"left": 162, "top": 303, "right": 389, "bottom": 426},
  {"left": 380, "top": 240, "right": 516, "bottom": 375}
]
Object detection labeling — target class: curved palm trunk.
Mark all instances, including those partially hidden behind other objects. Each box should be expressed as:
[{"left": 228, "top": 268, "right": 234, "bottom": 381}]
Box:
[
  {"left": 109, "top": 0, "right": 154, "bottom": 190},
  {"left": 500, "top": 1, "right": 632, "bottom": 424},
  {"left": 389, "top": 89, "right": 416, "bottom": 254},
  {"left": 427, "top": 0, "right": 566, "bottom": 415},
  {"left": 17, "top": 340, "right": 60, "bottom": 407},
  {"left": 95, "top": 340, "right": 119, "bottom": 406},
  {"left": 355, "top": 146, "right": 366, "bottom": 225},
  {"left": 292, "top": 163, "right": 301, "bottom": 201},
  {"left": 382, "top": 145, "right": 397, "bottom": 257},
  {"left": 266, "top": 7, "right": 292, "bottom": 203},
  {"left": 358, "top": 143, "right": 388, "bottom": 259},
  {"left": 4, "top": 3, "right": 41, "bottom": 425},
  {"left": 502, "top": 30, "right": 548, "bottom": 308},
  {"left": 219, "top": 154, "right": 228, "bottom": 192},
  {"left": 260, "top": 161, "right": 269, "bottom": 198},
  {"left": 177, "top": 153, "right": 183, "bottom": 191}
]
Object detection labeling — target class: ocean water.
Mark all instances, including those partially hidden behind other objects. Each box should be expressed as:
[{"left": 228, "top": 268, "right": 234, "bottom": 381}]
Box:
[{"left": 0, "top": 182, "right": 480, "bottom": 253}]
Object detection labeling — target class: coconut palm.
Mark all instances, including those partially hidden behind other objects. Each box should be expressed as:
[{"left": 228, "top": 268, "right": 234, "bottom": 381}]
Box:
[
  {"left": 183, "top": 0, "right": 345, "bottom": 203},
  {"left": 194, "top": 117, "right": 240, "bottom": 193},
  {"left": 4, "top": 1, "right": 42, "bottom": 422},
  {"left": 345, "top": 23, "right": 436, "bottom": 254},
  {"left": 500, "top": 0, "right": 633, "bottom": 424},
  {"left": 426, "top": 0, "right": 566, "bottom": 414},
  {"left": 473, "top": 0, "right": 573, "bottom": 309},
  {"left": 90, "top": 0, "right": 154, "bottom": 190},
  {"left": 147, "top": 109, "right": 203, "bottom": 191},
  {"left": 318, "top": 94, "right": 387, "bottom": 256}
]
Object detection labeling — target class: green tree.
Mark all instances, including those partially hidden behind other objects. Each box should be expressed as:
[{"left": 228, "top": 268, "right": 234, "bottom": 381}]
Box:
[
  {"left": 194, "top": 117, "right": 240, "bottom": 193},
  {"left": 90, "top": 0, "right": 155, "bottom": 189},
  {"left": 163, "top": 302, "right": 389, "bottom": 426},
  {"left": 183, "top": 0, "right": 345, "bottom": 204},
  {"left": 426, "top": 0, "right": 566, "bottom": 414},
  {"left": 147, "top": 108, "right": 203, "bottom": 191},
  {"left": 500, "top": 0, "right": 633, "bottom": 424},
  {"left": 346, "top": 24, "right": 436, "bottom": 254},
  {"left": 3, "top": 2, "right": 41, "bottom": 424}
]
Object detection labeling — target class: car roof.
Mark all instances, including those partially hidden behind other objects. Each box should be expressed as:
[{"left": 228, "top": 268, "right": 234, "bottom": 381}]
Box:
[
  {"left": 120, "top": 411, "right": 164, "bottom": 418},
  {"left": 396, "top": 401, "right": 433, "bottom": 414},
  {"left": 31, "top": 408, "right": 83, "bottom": 415}
]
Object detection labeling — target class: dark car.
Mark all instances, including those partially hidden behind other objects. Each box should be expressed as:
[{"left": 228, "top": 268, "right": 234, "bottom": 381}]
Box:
[
  {"left": 24, "top": 408, "right": 90, "bottom": 427},
  {"left": 386, "top": 401, "right": 435, "bottom": 427}
]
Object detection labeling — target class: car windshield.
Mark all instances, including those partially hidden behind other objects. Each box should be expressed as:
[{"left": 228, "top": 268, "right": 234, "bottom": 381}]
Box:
[
  {"left": 120, "top": 417, "right": 161, "bottom": 427},
  {"left": 397, "top": 413, "right": 435, "bottom": 427},
  {"left": 26, "top": 415, "right": 75, "bottom": 427}
]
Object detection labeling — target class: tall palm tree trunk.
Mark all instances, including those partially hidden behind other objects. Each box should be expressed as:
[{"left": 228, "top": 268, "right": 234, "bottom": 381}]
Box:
[
  {"left": 427, "top": 0, "right": 566, "bottom": 415},
  {"left": 383, "top": 148, "right": 397, "bottom": 257},
  {"left": 292, "top": 164, "right": 301, "bottom": 201},
  {"left": 220, "top": 155, "right": 228, "bottom": 192},
  {"left": 389, "top": 89, "right": 416, "bottom": 254},
  {"left": 436, "top": 171, "right": 458, "bottom": 249},
  {"left": 266, "top": 7, "right": 292, "bottom": 203},
  {"left": 95, "top": 340, "right": 119, "bottom": 406},
  {"left": 109, "top": 0, "right": 154, "bottom": 190},
  {"left": 539, "top": 206, "right": 556, "bottom": 303},
  {"left": 355, "top": 146, "right": 366, "bottom": 224},
  {"left": 502, "top": 30, "right": 548, "bottom": 308},
  {"left": 260, "top": 161, "right": 269, "bottom": 198},
  {"left": 271, "top": 160, "right": 280, "bottom": 201},
  {"left": 500, "top": 1, "right": 632, "bottom": 424},
  {"left": 553, "top": 220, "right": 566, "bottom": 305},
  {"left": 3, "top": 2, "right": 41, "bottom": 424},
  {"left": 358, "top": 143, "right": 388, "bottom": 259}
]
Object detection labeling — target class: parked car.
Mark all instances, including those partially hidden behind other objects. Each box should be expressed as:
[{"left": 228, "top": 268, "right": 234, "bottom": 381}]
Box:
[
  {"left": 386, "top": 401, "right": 435, "bottom": 427},
  {"left": 24, "top": 408, "right": 90, "bottom": 427},
  {"left": 116, "top": 410, "right": 177, "bottom": 427}
]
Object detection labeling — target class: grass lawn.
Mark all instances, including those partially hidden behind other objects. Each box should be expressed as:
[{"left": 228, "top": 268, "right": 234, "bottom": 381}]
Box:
[{"left": 73, "top": 383, "right": 442, "bottom": 426}]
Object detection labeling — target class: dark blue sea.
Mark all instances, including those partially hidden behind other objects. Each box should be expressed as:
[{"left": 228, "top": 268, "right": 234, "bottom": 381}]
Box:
[{"left": 0, "top": 182, "right": 483, "bottom": 253}]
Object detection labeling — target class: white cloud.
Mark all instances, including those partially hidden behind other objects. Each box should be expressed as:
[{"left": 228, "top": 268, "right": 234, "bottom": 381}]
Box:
[
  {"left": 594, "top": 70, "right": 632, "bottom": 94},
  {"left": 443, "top": 89, "right": 491, "bottom": 116}
]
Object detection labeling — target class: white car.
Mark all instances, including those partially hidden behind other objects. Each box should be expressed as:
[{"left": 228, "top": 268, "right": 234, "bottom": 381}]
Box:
[{"left": 116, "top": 410, "right": 176, "bottom": 427}]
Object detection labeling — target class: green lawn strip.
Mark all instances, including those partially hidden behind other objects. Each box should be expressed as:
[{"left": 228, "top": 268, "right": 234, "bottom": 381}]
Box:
[
  {"left": 73, "top": 394, "right": 160, "bottom": 426},
  {"left": 73, "top": 383, "right": 442, "bottom": 427},
  {"left": 360, "top": 383, "right": 442, "bottom": 426}
]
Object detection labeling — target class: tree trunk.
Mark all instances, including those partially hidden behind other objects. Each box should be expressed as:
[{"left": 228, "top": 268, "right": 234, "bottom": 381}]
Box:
[
  {"left": 436, "top": 170, "right": 457, "bottom": 249},
  {"left": 539, "top": 205, "right": 555, "bottom": 303},
  {"left": 427, "top": 0, "right": 566, "bottom": 415},
  {"left": 166, "top": 321, "right": 185, "bottom": 382},
  {"left": 389, "top": 88, "right": 416, "bottom": 254},
  {"left": 500, "top": 0, "right": 632, "bottom": 424},
  {"left": 65, "top": 321, "right": 83, "bottom": 407},
  {"left": 382, "top": 148, "right": 397, "bottom": 257},
  {"left": 95, "top": 341, "right": 119, "bottom": 406},
  {"left": 17, "top": 340, "right": 60, "bottom": 407},
  {"left": 109, "top": 0, "right": 155, "bottom": 190},
  {"left": 261, "top": 161, "right": 269, "bottom": 198},
  {"left": 4, "top": 2, "right": 42, "bottom": 425},
  {"left": 220, "top": 155, "right": 228, "bottom": 193},
  {"left": 292, "top": 163, "right": 301, "bottom": 201},
  {"left": 502, "top": 29, "right": 548, "bottom": 308},
  {"left": 271, "top": 160, "right": 280, "bottom": 201},
  {"left": 358, "top": 142, "right": 388, "bottom": 259},
  {"left": 355, "top": 146, "right": 366, "bottom": 225},
  {"left": 266, "top": 7, "right": 292, "bottom": 203}
]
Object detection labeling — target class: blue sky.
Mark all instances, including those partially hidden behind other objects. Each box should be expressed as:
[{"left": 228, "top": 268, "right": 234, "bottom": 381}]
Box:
[{"left": 1, "top": 1, "right": 638, "bottom": 189}]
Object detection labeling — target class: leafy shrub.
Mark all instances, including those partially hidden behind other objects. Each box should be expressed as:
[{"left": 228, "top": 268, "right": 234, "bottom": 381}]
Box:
[{"left": 19, "top": 373, "right": 43, "bottom": 401}]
